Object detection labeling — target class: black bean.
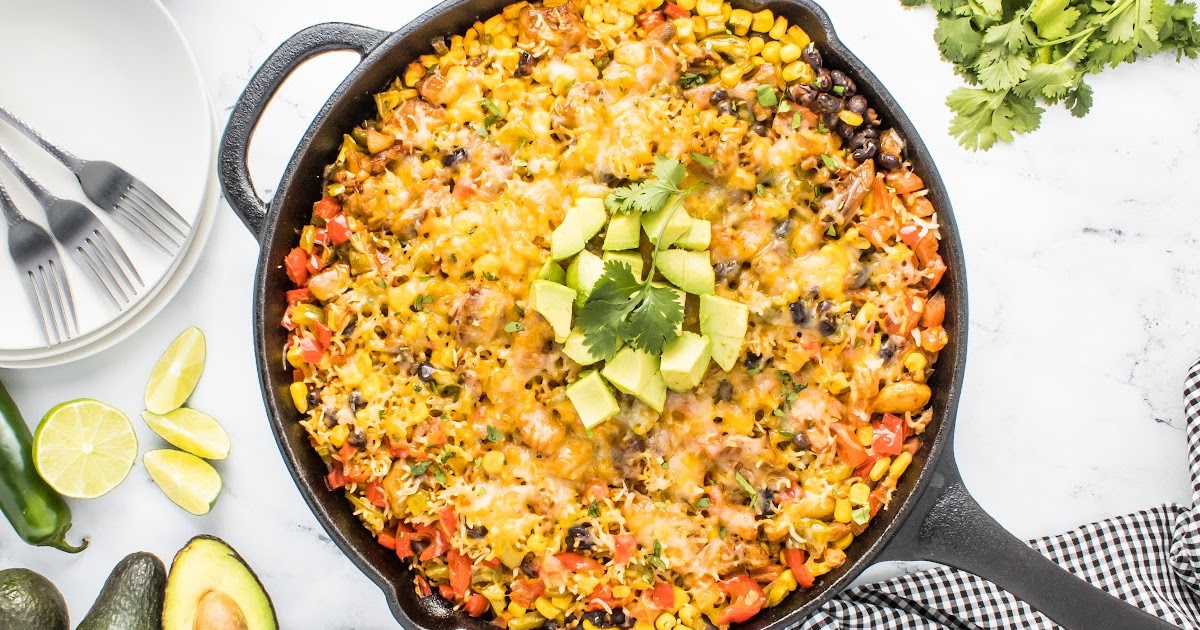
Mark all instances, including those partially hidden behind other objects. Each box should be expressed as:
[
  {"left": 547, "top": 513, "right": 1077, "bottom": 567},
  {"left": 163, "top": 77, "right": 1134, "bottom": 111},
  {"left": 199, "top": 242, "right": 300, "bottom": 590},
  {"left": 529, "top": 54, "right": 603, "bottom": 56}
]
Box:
[
  {"left": 757, "top": 488, "right": 776, "bottom": 516},
  {"left": 744, "top": 353, "right": 763, "bottom": 371},
  {"left": 467, "top": 525, "right": 488, "bottom": 539},
  {"left": 814, "top": 92, "right": 842, "bottom": 115},
  {"left": 852, "top": 139, "right": 879, "bottom": 163},
  {"left": 789, "top": 301, "right": 812, "bottom": 326},
  {"left": 773, "top": 218, "right": 794, "bottom": 240},
  {"left": 752, "top": 121, "right": 770, "bottom": 136},
  {"left": 801, "top": 43, "right": 822, "bottom": 68},
  {"left": 543, "top": 621, "right": 560, "bottom": 630},
  {"left": 716, "top": 380, "right": 733, "bottom": 402},
  {"left": 306, "top": 389, "right": 319, "bottom": 407},
  {"left": 341, "top": 318, "right": 357, "bottom": 337},
  {"left": 565, "top": 523, "right": 596, "bottom": 551},
  {"left": 813, "top": 68, "right": 833, "bottom": 92},
  {"left": 350, "top": 391, "right": 366, "bottom": 411},
  {"left": 818, "top": 318, "right": 838, "bottom": 337},
  {"left": 348, "top": 431, "right": 367, "bottom": 448},
  {"left": 859, "top": 126, "right": 880, "bottom": 140},
  {"left": 791, "top": 431, "right": 812, "bottom": 451},
  {"left": 787, "top": 84, "right": 818, "bottom": 106},
  {"left": 322, "top": 407, "right": 338, "bottom": 429},
  {"left": 877, "top": 152, "right": 901, "bottom": 172},
  {"left": 519, "top": 557, "right": 539, "bottom": 578},
  {"left": 515, "top": 51, "right": 534, "bottom": 77},
  {"left": 411, "top": 539, "right": 430, "bottom": 557},
  {"left": 709, "top": 88, "right": 728, "bottom": 105},
  {"left": 847, "top": 95, "right": 868, "bottom": 115},
  {"left": 714, "top": 260, "right": 740, "bottom": 281},
  {"left": 582, "top": 611, "right": 609, "bottom": 628},
  {"left": 716, "top": 99, "right": 735, "bottom": 117},
  {"left": 817, "top": 300, "right": 833, "bottom": 314},
  {"left": 831, "top": 70, "right": 856, "bottom": 96},
  {"left": 821, "top": 112, "right": 841, "bottom": 133},
  {"left": 417, "top": 361, "right": 436, "bottom": 382},
  {"left": 849, "top": 265, "right": 871, "bottom": 290},
  {"left": 611, "top": 609, "right": 632, "bottom": 629},
  {"left": 879, "top": 336, "right": 896, "bottom": 361},
  {"left": 837, "top": 122, "right": 855, "bottom": 140},
  {"left": 441, "top": 148, "right": 468, "bottom": 167}
]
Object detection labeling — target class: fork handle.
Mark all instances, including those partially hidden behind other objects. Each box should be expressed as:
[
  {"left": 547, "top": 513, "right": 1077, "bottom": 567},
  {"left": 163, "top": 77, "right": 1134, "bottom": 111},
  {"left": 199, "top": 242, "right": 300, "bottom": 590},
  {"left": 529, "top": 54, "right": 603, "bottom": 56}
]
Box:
[
  {"left": 218, "top": 22, "right": 387, "bottom": 241},
  {"left": 0, "top": 181, "right": 24, "bottom": 226},
  {"left": 0, "top": 106, "right": 81, "bottom": 171},
  {"left": 0, "top": 145, "right": 53, "bottom": 204}
]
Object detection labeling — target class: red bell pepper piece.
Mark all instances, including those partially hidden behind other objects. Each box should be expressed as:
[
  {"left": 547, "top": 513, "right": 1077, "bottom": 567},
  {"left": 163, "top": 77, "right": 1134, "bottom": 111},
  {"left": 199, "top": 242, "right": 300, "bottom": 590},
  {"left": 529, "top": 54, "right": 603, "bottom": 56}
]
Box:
[
  {"left": 716, "top": 574, "right": 766, "bottom": 625},
  {"left": 554, "top": 552, "right": 604, "bottom": 573},
  {"left": 312, "top": 321, "right": 332, "bottom": 349},
  {"left": 465, "top": 593, "right": 489, "bottom": 617},
  {"left": 650, "top": 581, "right": 675, "bottom": 610},
  {"left": 439, "top": 505, "right": 459, "bottom": 540},
  {"left": 298, "top": 338, "right": 324, "bottom": 363},
  {"left": 587, "top": 584, "right": 618, "bottom": 611},
  {"left": 509, "top": 579, "right": 544, "bottom": 608},
  {"left": 782, "top": 549, "right": 815, "bottom": 589},
  {"left": 326, "top": 467, "right": 346, "bottom": 490},
  {"left": 832, "top": 424, "right": 870, "bottom": 468},
  {"left": 439, "top": 583, "right": 456, "bottom": 600},
  {"left": 314, "top": 196, "right": 341, "bottom": 219},
  {"left": 377, "top": 532, "right": 397, "bottom": 550},
  {"left": 396, "top": 531, "right": 415, "bottom": 560},
  {"left": 448, "top": 549, "right": 471, "bottom": 598},
  {"left": 663, "top": 2, "right": 689, "bottom": 19},
  {"left": 613, "top": 533, "right": 637, "bottom": 564},
  {"left": 366, "top": 482, "right": 388, "bottom": 508},
  {"left": 284, "top": 247, "right": 309, "bottom": 285},
  {"left": 286, "top": 287, "right": 313, "bottom": 303},
  {"left": 326, "top": 214, "right": 352, "bottom": 244},
  {"left": 873, "top": 413, "right": 906, "bottom": 457}
]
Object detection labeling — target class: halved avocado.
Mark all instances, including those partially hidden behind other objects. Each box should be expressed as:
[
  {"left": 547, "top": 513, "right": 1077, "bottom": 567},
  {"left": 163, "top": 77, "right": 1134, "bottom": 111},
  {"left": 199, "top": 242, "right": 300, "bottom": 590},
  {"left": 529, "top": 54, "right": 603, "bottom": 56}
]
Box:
[{"left": 163, "top": 536, "right": 277, "bottom": 630}]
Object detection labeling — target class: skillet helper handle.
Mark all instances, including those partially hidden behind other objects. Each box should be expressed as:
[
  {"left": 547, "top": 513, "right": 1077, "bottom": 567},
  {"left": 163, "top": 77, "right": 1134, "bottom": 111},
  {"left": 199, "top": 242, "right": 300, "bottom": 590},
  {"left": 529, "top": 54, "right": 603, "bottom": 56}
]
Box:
[
  {"left": 879, "top": 451, "right": 1179, "bottom": 630},
  {"left": 218, "top": 22, "right": 386, "bottom": 241}
]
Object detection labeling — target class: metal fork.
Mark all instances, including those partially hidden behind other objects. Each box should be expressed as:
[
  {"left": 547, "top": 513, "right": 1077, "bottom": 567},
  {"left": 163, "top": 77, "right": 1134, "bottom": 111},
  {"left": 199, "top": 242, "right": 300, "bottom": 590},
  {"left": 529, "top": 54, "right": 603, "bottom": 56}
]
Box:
[
  {"left": 0, "top": 181, "right": 77, "bottom": 346},
  {"left": 0, "top": 145, "right": 143, "bottom": 308},
  {"left": 0, "top": 105, "right": 190, "bottom": 253}
]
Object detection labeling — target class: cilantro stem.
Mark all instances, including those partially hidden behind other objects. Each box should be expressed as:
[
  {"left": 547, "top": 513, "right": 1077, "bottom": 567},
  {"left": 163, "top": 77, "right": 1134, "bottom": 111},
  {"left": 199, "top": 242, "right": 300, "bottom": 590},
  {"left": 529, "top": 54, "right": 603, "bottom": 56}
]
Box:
[{"left": 627, "top": 183, "right": 705, "bottom": 314}]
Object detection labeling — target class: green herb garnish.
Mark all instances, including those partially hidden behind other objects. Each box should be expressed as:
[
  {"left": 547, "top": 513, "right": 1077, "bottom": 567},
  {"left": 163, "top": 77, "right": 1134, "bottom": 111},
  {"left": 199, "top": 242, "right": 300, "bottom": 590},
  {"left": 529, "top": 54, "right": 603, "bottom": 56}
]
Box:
[
  {"left": 735, "top": 471, "right": 757, "bottom": 508},
  {"left": 678, "top": 72, "right": 707, "bottom": 89},
  {"left": 852, "top": 506, "right": 871, "bottom": 525},
  {"left": 486, "top": 426, "right": 504, "bottom": 442},
  {"left": 690, "top": 152, "right": 717, "bottom": 167},
  {"left": 648, "top": 539, "right": 667, "bottom": 569},
  {"left": 504, "top": 321, "right": 524, "bottom": 333},
  {"left": 820, "top": 154, "right": 841, "bottom": 172},
  {"left": 696, "top": 497, "right": 711, "bottom": 509},
  {"left": 755, "top": 85, "right": 779, "bottom": 107},
  {"left": 410, "top": 461, "right": 431, "bottom": 476},
  {"left": 588, "top": 501, "right": 601, "bottom": 517}
]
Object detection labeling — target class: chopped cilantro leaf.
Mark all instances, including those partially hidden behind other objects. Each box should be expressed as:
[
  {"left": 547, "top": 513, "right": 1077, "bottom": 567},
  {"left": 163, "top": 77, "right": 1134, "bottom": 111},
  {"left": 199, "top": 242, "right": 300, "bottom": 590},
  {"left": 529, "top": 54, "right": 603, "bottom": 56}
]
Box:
[
  {"left": 410, "top": 461, "right": 431, "bottom": 476},
  {"left": 504, "top": 321, "right": 524, "bottom": 333},
  {"left": 735, "top": 471, "right": 757, "bottom": 507},
  {"left": 486, "top": 426, "right": 504, "bottom": 442},
  {"left": 755, "top": 85, "right": 779, "bottom": 107},
  {"left": 690, "top": 152, "right": 717, "bottom": 167},
  {"left": 696, "top": 497, "right": 711, "bottom": 509}
]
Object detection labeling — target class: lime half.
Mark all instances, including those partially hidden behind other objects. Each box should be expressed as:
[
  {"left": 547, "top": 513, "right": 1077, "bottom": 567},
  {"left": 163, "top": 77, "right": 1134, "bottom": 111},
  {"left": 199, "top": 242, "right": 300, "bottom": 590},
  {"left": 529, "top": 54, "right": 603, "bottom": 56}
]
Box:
[
  {"left": 145, "top": 327, "right": 206, "bottom": 415},
  {"left": 33, "top": 399, "right": 138, "bottom": 499},
  {"left": 141, "top": 409, "right": 230, "bottom": 460},
  {"left": 143, "top": 449, "right": 222, "bottom": 515}
]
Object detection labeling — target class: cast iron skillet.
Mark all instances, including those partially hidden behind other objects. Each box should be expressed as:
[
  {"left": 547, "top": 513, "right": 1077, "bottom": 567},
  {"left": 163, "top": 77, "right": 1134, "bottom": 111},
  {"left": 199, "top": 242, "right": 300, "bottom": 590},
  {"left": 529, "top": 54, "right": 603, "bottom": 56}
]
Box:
[{"left": 217, "top": 1, "right": 1176, "bottom": 628}]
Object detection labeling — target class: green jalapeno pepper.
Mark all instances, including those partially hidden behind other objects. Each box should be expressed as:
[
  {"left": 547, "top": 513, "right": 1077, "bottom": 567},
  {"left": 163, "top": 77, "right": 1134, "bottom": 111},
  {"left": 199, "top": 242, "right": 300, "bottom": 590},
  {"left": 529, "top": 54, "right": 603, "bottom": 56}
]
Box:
[{"left": 0, "top": 380, "right": 86, "bottom": 553}]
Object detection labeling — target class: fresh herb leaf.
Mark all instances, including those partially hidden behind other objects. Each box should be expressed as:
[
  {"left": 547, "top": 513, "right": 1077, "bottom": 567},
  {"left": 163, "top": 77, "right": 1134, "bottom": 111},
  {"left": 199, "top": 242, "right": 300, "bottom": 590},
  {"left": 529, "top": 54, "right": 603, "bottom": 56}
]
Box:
[
  {"left": 820, "top": 154, "right": 841, "bottom": 172},
  {"left": 690, "top": 152, "right": 717, "bottom": 167},
  {"left": 483, "top": 271, "right": 499, "bottom": 281},
  {"left": 648, "top": 539, "right": 667, "bottom": 569},
  {"left": 946, "top": 87, "right": 1043, "bottom": 150},
  {"left": 719, "top": 525, "right": 727, "bottom": 538},
  {"left": 755, "top": 84, "right": 779, "bottom": 107},
  {"left": 792, "top": 112, "right": 803, "bottom": 129},
  {"left": 479, "top": 98, "right": 503, "bottom": 117},
  {"left": 487, "top": 426, "right": 504, "bottom": 442},
  {"left": 504, "top": 321, "right": 525, "bottom": 333},
  {"left": 433, "top": 465, "right": 449, "bottom": 484},
  {"left": 696, "top": 497, "right": 711, "bottom": 509},
  {"left": 735, "top": 471, "right": 757, "bottom": 507},
  {"left": 852, "top": 506, "right": 871, "bottom": 525},
  {"left": 410, "top": 461, "right": 431, "bottom": 476},
  {"left": 413, "top": 294, "right": 435, "bottom": 311},
  {"left": 604, "top": 155, "right": 687, "bottom": 215},
  {"left": 679, "top": 72, "right": 708, "bottom": 89},
  {"left": 588, "top": 501, "right": 601, "bottom": 517}
]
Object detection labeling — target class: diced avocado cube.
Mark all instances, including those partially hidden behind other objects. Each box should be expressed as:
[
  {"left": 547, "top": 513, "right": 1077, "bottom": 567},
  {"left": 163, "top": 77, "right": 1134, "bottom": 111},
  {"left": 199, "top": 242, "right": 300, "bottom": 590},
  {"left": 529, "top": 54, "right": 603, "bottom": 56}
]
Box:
[
  {"left": 675, "top": 219, "right": 711, "bottom": 251},
  {"left": 537, "top": 259, "right": 566, "bottom": 284},
  {"left": 651, "top": 282, "right": 686, "bottom": 334},
  {"left": 656, "top": 249, "right": 715, "bottom": 295},
  {"left": 601, "top": 347, "right": 660, "bottom": 398},
  {"left": 635, "top": 371, "right": 667, "bottom": 413},
  {"left": 603, "top": 212, "right": 642, "bottom": 251},
  {"left": 551, "top": 198, "right": 608, "bottom": 261},
  {"left": 603, "top": 251, "right": 644, "bottom": 280},
  {"left": 660, "top": 332, "right": 712, "bottom": 392},
  {"left": 530, "top": 280, "right": 575, "bottom": 343},
  {"left": 699, "top": 294, "right": 749, "bottom": 372},
  {"left": 566, "top": 250, "right": 606, "bottom": 306},
  {"left": 641, "top": 199, "right": 692, "bottom": 248},
  {"left": 567, "top": 371, "right": 620, "bottom": 429},
  {"left": 562, "top": 327, "right": 614, "bottom": 366}
]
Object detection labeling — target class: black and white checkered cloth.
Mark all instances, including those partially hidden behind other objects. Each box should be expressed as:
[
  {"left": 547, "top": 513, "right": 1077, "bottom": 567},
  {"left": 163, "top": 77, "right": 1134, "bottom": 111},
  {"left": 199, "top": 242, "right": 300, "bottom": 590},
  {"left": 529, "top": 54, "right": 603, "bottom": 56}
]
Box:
[{"left": 802, "top": 359, "right": 1200, "bottom": 629}]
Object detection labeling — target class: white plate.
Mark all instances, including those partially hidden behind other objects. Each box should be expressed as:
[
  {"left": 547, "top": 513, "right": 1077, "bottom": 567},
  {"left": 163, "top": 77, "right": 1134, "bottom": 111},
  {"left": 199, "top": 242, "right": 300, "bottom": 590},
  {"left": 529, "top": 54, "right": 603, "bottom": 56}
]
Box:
[{"left": 0, "top": 0, "right": 211, "bottom": 355}]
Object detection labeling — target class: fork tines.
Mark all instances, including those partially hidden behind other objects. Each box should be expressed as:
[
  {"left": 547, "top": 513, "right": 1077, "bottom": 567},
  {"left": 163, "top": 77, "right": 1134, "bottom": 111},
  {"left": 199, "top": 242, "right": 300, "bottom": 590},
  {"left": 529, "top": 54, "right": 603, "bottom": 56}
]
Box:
[
  {"left": 76, "top": 228, "right": 143, "bottom": 306},
  {"left": 22, "top": 257, "right": 77, "bottom": 345},
  {"left": 113, "top": 179, "right": 189, "bottom": 252}
]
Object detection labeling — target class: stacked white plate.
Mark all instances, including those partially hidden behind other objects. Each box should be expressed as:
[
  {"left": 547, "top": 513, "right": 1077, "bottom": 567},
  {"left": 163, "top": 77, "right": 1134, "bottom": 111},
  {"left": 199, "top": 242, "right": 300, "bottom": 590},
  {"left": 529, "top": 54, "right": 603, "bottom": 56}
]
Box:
[{"left": 0, "top": 0, "right": 217, "bottom": 368}]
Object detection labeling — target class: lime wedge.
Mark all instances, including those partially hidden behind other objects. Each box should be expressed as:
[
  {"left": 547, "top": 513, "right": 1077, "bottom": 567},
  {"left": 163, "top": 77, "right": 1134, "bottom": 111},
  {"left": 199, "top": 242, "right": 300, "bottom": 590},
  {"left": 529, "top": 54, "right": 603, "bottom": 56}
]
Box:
[
  {"left": 33, "top": 399, "right": 138, "bottom": 499},
  {"left": 143, "top": 449, "right": 222, "bottom": 515},
  {"left": 141, "top": 408, "right": 230, "bottom": 460},
  {"left": 145, "top": 327, "right": 206, "bottom": 414}
]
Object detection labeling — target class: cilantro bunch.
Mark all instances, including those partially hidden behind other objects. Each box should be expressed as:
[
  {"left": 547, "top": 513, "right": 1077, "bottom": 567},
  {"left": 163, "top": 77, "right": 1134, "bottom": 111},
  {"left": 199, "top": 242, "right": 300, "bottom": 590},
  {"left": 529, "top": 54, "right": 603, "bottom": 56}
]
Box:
[{"left": 903, "top": 0, "right": 1200, "bottom": 149}]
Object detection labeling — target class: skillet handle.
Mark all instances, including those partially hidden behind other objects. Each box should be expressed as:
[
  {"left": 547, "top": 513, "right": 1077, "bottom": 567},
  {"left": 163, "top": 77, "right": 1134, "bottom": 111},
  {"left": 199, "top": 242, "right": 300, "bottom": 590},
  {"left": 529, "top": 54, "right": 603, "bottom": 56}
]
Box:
[
  {"left": 217, "top": 22, "right": 387, "bottom": 241},
  {"left": 878, "top": 450, "right": 1179, "bottom": 629}
]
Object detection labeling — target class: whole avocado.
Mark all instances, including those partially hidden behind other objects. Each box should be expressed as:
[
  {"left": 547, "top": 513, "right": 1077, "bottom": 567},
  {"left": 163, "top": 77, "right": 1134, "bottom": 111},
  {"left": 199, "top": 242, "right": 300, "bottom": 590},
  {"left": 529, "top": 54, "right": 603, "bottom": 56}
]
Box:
[
  {"left": 0, "top": 568, "right": 68, "bottom": 630},
  {"left": 76, "top": 552, "right": 166, "bottom": 630}
]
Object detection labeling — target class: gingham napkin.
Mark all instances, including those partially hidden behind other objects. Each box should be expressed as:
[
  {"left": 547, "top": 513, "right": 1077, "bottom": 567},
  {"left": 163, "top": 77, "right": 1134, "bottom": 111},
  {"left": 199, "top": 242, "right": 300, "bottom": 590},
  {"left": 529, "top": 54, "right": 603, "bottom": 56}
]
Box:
[{"left": 803, "top": 360, "right": 1200, "bottom": 629}]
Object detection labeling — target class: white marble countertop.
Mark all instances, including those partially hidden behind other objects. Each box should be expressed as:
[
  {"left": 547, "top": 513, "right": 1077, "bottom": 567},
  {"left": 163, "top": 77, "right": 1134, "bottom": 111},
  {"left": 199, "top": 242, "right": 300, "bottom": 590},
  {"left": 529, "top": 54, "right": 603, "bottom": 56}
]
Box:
[{"left": 1, "top": 0, "right": 1198, "bottom": 627}]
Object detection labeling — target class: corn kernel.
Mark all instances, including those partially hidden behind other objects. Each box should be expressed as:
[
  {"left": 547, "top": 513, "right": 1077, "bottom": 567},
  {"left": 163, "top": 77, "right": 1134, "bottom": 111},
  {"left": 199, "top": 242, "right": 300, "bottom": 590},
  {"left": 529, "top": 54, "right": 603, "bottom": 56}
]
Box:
[
  {"left": 869, "top": 457, "right": 891, "bottom": 481},
  {"left": 834, "top": 498, "right": 852, "bottom": 523},
  {"left": 839, "top": 110, "right": 864, "bottom": 127},
  {"left": 696, "top": 0, "right": 722, "bottom": 15},
  {"left": 289, "top": 382, "right": 309, "bottom": 413},
  {"left": 728, "top": 9, "right": 753, "bottom": 35},
  {"left": 508, "top": 603, "right": 527, "bottom": 617},
  {"left": 781, "top": 61, "right": 808, "bottom": 83},
  {"left": 403, "top": 62, "right": 426, "bottom": 87},
  {"left": 634, "top": 622, "right": 655, "bottom": 630},
  {"left": 890, "top": 451, "right": 913, "bottom": 479},
  {"left": 328, "top": 423, "right": 349, "bottom": 448},
  {"left": 833, "top": 533, "right": 855, "bottom": 549},
  {"left": 482, "top": 450, "right": 505, "bottom": 474},
  {"left": 655, "top": 613, "right": 677, "bottom": 630},
  {"left": 765, "top": 581, "right": 790, "bottom": 607},
  {"left": 751, "top": 9, "right": 775, "bottom": 32},
  {"left": 584, "top": 621, "right": 601, "bottom": 630},
  {"left": 613, "top": 585, "right": 632, "bottom": 600},
  {"left": 856, "top": 426, "right": 873, "bottom": 447},
  {"left": 786, "top": 25, "right": 812, "bottom": 49},
  {"left": 704, "top": 14, "right": 725, "bottom": 32},
  {"left": 527, "top": 533, "right": 548, "bottom": 553},
  {"left": 672, "top": 586, "right": 690, "bottom": 611},
  {"left": 535, "top": 597, "right": 560, "bottom": 620},
  {"left": 676, "top": 0, "right": 697, "bottom": 10},
  {"left": 748, "top": 36, "right": 765, "bottom": 56},
  {"left": 779, "top": 43, "right": 803, "bottom": 64},
  {"left": 691, "top": 15, "right": 710, "bottom": 38},
  {"left": 645, "top": 0, "right": 666, "bottom": 9},
  {"left": 504, "top": 2, "right": 527, "bottom": 19},
  {"left": 719, "top": 64, "right": 746, "bottom": 87},
  {"left": 849, "top": 483, "right": 871, "bottom": 505},
  {"left": 761, "top": 41, "right": 782, "bottom": 64},
  {"left": 419, "top": 54, "right": 439, "bottom": 68},
  {"left": 769, "top": 15, "right": 788, "bottom": 40},
  {"left": 904, "top": 352, "right": 927, "bottom": 374},
  {"left": 721, "top": 2, "right": 732, "bottom": 21},
  {"left": 675, "top": 17, "right": 696, "bottom": 42}
]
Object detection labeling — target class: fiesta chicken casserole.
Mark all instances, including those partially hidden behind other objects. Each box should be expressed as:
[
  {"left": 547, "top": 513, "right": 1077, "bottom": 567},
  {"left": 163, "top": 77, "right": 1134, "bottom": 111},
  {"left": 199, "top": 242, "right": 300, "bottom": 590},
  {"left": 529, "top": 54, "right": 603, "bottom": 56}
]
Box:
[{"left": 280, "top": 1, "right": 950, "bottom": 628}]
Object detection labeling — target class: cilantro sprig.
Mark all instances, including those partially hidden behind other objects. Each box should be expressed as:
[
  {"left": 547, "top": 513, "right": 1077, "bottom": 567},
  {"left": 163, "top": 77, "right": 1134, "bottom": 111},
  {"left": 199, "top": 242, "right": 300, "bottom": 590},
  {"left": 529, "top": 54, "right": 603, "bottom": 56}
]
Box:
[
  {"left": 578, "top": 157, "right": 701, "bottom": 359},
  {"left": 904, "top": 0, "right": 1199, "bottom": 149}
]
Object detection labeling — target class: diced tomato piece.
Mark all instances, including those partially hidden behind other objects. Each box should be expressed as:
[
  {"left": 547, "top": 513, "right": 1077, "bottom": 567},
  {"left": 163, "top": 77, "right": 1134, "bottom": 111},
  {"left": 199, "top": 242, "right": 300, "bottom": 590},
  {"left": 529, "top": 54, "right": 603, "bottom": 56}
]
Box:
[
  {"left": 439, "top": 505, "right": 458, "bottom": 539},
  {"left": 415, "top": 576, "right": 433, "bottom": 598},
  {"left": 637, "top": 10, "right": 665, "bottom": 30},
  {"left": 854, "top": 456, "right": 878, "bottom": 479},
  {"left": 287, "top": 288, "right": 313, "bottom": 303},
  {"left": 465, "top": 593, "right": 489, "bottom": 617},
  {"left": 281, "top": 311, "right": 295, "bottom": 331},
  {"left": 313, "top": 228, "right": 329, "bottom": 247},
  {"left": 832, "top": 424, "right": 870, "bottom": 468},
  {"left": 416, "top": 525, "right": 449, "bottom": 562},
  {"left": 448, "top": 550, "right": 471, "bottom": 598},
  {"left": 509, "top": 579, "right": 544, "bottom": 608},
  {"left": 922, "top": 293, "right": 946, "bottom": 328},
  {"left": 378, "top": 533, "right": 397, "bottom": 550},
  {"left": 326, "top": 467, "right": 346, "bottom": 490},
  {"left": 326, "top": 214, "right": 351, "bottom": 244},
  {"left": 898, "top": 224, "right": 921, "bottom": 247},
  {"left": 587, "top": 584, "right": 617, "bottom": 611},
  {"left": 924, "top": 254, "right": 947, "bottom": 289},
  {"left": 782, "top": 549, "right": 815, "bottom": 589},
  {"left": 914, "top": 232, "right": 939, "bottom": 267},
  {"left": 748, "top": 564, "right": 785, "bottom": 583},
  {"left": 663, "top": 2, "right": 690, "bottom": 19},
  {"left": 339, "top": 443, "right": 356, "bottom": 464},
  {"left": 650, "top": 581, "right": 675, "bottom": 610},
  {"left": 427, "top": 419, "right": 448, "bottom": 446},
  {"left": 343, "top": 466, "right": 369, "bottom": 484},
  {"left": 885, "top": 170, "right": 924, "bottom": 195},
  {"left": 554, "top": 552, "right": 604, "bottom": 573},
  {"left": 775, "top": 483, "right": 802, "bottom": 502},
  {"left": 312, "top": 321, "right": 332, "bottom": 349},
  {"left": 314, "top": 196, "right": 341, "bottom": 219},
  {"left": 439, "top": 583, "right": 456, "bottom": 600},
  {"left": 307, "top": 252, "right": 326, "bottom": 273},
  {"left": 297, "top": 338, "right": 323, "bottom": 363},
  {"left": 873, "top": 413, "right": 906, "bottom": 457},
  {"left": 482, "top": 556, "right": 501, "bottom": 570},
  {"left": 452, "top": 177, "right": 474, "bottom": 200},
  {"left": 613, "top": 533, "right": 637, "bottom": 564},
  {"left": 284, "top": 248, "right": 309, "bottom": 285},
  {"left": 716, "top": 574, "right": 765, "bottom": 625},
  {"left": 396, "top": 532, "right": 415, "bottom": 560},
  {"left": 366, "top": 482, "right": 388, "bottom": 508}
]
